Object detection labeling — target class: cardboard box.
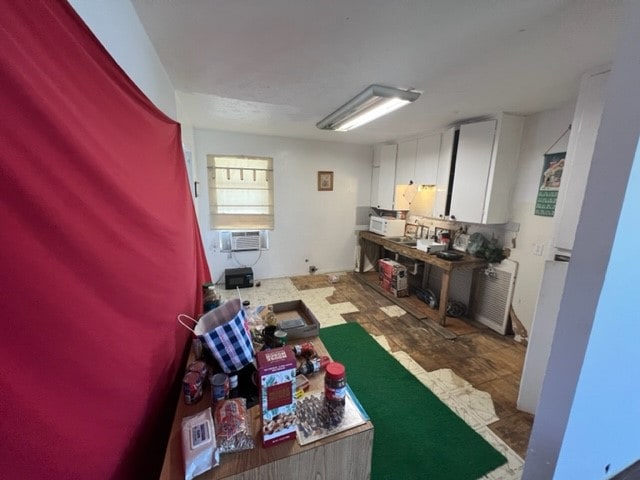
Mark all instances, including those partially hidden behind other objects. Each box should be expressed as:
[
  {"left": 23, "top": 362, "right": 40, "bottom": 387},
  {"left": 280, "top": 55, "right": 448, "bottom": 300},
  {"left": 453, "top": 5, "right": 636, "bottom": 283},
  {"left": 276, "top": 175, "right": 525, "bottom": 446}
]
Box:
[
  {"left": 256, "top": 347, "right": 297, "bottom": 447},
  {"left": 416, "top": 240, "right": 447, "bottom": 253},
  {"left": 378, "top": 258, "right": 407, "bottom": 279},
  {"left": 381, "top": 277, "right": 409, "bottom": 297},
  {"left": 259, "top": 300, "right": 320, "bottom": 340},
  {"left": 380, "top": 273, "right": 408, "bottom": 291},
  {"left": 378, "top": 259, "right": 408, "bottom": 295}
]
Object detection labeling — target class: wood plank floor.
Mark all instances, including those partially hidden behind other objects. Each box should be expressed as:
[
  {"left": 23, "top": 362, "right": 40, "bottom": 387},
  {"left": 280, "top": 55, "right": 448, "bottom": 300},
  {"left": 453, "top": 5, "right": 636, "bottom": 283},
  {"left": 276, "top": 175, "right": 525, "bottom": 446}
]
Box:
[{"left": 291, "top": 271, "right": 533, "bottom": 459}]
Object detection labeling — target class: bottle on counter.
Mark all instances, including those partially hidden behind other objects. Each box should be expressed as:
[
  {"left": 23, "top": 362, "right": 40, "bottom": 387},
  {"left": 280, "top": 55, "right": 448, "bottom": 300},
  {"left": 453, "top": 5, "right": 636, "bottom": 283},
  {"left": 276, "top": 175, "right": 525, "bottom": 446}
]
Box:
[
  {"left": 202, "top": 283, "right": 220, "bottom": 312},
  {"left": 265, "top": 304, "right": 278, "bottom": 327},
  {"left": 241, "top": 300, "right": 252, "bottom": 333},
  {"left": 228, "top": 372, "right": 239, "bottom": 398},
  {"left": 297, "top": 355, "right": 330, "bottom": 376},
  {"left": 291, "top": 342, "right": 315, "bottom": 358}
]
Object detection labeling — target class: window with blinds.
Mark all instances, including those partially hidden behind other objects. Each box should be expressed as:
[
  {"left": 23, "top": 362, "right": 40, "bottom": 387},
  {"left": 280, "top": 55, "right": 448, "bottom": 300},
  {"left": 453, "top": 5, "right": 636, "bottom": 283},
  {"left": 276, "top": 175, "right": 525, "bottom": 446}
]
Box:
[{"left": 207, "top": 155, "right": 274, "bottom": 230}]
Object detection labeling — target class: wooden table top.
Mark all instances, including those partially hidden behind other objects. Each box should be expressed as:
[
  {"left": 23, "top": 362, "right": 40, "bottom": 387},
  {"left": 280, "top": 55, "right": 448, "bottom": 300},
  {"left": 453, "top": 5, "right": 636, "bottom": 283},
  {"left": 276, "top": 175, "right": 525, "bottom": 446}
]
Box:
[{"left": 159, "top": 337, "right": 373, "bottom": 479}]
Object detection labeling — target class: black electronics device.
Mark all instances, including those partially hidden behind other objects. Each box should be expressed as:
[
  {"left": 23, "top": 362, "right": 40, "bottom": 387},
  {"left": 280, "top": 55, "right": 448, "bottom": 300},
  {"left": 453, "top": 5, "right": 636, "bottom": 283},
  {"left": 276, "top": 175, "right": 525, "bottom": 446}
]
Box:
[{"left": 225, "top": 267, "right": 254, "bottom": 289}]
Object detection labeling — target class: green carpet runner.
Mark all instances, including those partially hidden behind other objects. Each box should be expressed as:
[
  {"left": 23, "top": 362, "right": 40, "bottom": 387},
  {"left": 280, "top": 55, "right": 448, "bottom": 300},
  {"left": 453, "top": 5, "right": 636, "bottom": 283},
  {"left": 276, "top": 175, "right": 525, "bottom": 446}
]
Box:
[{"left": 320, "top": 322, "right": 507, "bottom": 480}]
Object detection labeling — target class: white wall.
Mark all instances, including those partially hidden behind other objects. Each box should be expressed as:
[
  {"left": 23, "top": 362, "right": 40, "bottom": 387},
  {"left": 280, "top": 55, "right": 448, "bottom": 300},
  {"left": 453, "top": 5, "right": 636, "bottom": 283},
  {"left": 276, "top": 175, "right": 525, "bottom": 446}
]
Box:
[
  {"left": 508, "top": 103, "right": 575, "bottom": 333},
  {"left": 194, "top": 129, "right": 372, "bottom": 282},
  {"left": 523, "top": 1, "right": 640, "bottom": 477},
  {"left": 68, "top": 0, "right": 177, "bottom": 119},
  {"left": 557, "top": 145, "right": 640, "bottom": 477}
]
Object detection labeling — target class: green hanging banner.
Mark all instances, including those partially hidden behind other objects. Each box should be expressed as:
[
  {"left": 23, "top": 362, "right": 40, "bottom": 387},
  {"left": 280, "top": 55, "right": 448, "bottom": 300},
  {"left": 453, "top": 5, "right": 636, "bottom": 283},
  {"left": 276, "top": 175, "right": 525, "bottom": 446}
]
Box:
[{"left": 535, "top": 152, "right": 566, "bottom": 217}]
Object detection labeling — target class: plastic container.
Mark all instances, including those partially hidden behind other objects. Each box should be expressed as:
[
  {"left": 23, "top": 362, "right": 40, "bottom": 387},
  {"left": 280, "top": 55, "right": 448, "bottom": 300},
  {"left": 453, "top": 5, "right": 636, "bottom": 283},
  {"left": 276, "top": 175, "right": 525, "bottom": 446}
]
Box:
[
  {"left": 211, "top": 373, "right": 229, "bottom": 403},
  {"left": 324, "top": 362, "right": 347, "bottom": 404},
  {"left": 324, "top": 362, "right": 347, "bottom": 426},
  {"left": 274, "top": 329, "right": 287, "bottom": 346},
  {"left": 183, "top": 371, "right": 203, "bottom": 405}
]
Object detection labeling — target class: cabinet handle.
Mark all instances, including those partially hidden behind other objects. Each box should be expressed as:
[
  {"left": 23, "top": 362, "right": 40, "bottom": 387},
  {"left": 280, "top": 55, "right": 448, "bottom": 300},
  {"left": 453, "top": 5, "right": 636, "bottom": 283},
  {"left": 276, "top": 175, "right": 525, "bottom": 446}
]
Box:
[{"left": 450, "top": 215, "right": 456, "bottom": 220}]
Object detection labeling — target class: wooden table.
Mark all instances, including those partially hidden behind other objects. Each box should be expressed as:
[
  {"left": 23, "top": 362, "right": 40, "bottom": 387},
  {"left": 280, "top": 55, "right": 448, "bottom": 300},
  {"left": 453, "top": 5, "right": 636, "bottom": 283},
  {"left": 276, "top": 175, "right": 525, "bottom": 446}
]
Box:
[
  {"left": 160, "top": 338, "right": 374, "bottom": 479},
  {"left": 358, "top": 230, "right": 486, "bottom": 326}
]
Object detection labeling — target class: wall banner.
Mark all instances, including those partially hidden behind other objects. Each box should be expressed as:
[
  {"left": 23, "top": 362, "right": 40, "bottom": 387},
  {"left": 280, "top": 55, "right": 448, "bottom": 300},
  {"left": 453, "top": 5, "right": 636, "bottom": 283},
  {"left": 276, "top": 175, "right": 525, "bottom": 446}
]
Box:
[{"left": 535, "top": 152, "right": 566, "bottom": 217}]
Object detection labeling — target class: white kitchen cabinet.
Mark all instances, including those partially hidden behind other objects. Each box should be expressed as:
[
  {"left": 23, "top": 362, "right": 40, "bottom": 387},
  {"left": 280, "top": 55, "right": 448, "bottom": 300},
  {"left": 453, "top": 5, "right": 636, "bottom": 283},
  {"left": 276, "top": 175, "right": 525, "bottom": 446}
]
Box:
[
  {"left": 395, "top": 139, "right": 417, "bottom": 185},
  {"left": 395, "top": 134, "right": 440, "bottom": 186},
  {"left": 449, "top": 120, "right": 497, "bottom": 222},
  {"left": 370, "top": 143, "right": 397, "bottom": 210},
  {"left": 448, "top": 113, "right": 524, "bottom": 224},
  {"left": 415, "top": 134, "right": 441, "bottom": 185}
]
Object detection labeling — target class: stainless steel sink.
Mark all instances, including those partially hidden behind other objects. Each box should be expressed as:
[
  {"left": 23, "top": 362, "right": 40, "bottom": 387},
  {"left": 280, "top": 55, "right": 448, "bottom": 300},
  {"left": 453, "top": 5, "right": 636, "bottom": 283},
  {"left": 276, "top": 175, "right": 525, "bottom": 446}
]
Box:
[{"left": 385, "top": 236, "right": 417, "bottom": 247}]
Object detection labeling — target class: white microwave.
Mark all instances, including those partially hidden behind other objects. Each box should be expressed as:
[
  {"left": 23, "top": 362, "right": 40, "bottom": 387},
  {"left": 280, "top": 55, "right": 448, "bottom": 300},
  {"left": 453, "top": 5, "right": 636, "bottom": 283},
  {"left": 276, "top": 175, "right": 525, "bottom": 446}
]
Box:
[{"left": 369, "top": 216, "right": 406, "bottom": 237}]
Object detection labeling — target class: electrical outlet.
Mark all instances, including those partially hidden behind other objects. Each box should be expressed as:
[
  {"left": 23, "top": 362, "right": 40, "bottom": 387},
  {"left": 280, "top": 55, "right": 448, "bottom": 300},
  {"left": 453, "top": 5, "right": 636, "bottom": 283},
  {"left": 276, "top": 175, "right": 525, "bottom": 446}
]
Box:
[{"left": 532, "top": 243, "right": 544, "bottom": 256}]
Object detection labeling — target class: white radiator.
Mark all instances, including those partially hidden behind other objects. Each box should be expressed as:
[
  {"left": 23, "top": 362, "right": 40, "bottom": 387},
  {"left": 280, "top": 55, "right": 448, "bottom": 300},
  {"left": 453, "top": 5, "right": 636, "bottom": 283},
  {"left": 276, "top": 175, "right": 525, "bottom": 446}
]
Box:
[{"left": 472, "top": 259, "right": 518, "bottom": 335}]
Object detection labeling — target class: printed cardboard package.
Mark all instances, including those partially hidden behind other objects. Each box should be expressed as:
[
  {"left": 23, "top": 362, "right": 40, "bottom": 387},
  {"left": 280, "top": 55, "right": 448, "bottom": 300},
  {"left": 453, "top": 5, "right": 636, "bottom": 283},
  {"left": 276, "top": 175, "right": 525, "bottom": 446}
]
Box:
[
  {"left": 256, "top": 347, "right": 297, "bottom": 447},
  {"left": 378, "top": 258, "right": 408, "bottom": 296}
]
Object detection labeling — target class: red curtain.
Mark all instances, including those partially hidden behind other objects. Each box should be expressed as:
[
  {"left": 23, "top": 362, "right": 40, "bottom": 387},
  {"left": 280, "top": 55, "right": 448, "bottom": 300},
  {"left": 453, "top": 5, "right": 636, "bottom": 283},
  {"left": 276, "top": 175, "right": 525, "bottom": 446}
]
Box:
[{"left": 0, "top": 1, "right": 210, "bottom": 478}]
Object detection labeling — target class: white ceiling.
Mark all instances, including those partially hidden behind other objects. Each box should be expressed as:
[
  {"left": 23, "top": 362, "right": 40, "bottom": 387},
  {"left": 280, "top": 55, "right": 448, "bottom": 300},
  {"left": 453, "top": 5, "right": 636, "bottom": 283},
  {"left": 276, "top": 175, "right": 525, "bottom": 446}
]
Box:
[{"left": 132, "top": 0, "right": 622, "bottom": 145}]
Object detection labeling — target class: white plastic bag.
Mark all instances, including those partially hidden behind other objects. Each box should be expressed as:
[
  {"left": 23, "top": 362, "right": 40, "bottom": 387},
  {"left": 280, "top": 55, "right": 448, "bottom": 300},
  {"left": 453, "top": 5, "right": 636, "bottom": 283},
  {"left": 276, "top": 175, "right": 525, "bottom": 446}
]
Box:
[{"left": 181, "top": 408, "right": 220, "bottom": 480}]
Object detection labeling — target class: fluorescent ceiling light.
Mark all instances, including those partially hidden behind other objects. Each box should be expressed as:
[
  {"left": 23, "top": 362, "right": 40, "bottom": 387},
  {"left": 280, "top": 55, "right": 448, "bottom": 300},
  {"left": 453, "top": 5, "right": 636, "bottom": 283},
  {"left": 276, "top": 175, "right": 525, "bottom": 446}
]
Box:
[{"left": 316, "top": 84, "right": 421, "bottom": 132}]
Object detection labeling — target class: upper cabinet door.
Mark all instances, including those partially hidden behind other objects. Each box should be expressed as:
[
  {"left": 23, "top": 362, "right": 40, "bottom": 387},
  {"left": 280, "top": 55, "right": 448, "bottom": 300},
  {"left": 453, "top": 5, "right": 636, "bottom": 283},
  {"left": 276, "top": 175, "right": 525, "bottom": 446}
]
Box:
[
  {"left": 395, "top": 140, "right": 417, "bottom": 185},
  {"left": 449, "top": 120, "right": 497, "bottom": 223},
  {"left": 371, "top": 144, "right": 398, "bottom": 210},
  {"left": 415, "top": 133, "right": 441, "bottom": 185},
  {"left": 434, "top": 128, "right": 455, "bottom": 219}
]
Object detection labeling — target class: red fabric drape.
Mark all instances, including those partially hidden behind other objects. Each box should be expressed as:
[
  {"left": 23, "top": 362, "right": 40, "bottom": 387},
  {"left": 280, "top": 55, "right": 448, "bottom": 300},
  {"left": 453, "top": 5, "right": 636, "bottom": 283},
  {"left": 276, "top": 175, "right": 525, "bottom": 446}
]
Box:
[{"left": 0, "top": 1, "right": 210, "bottom": 478}]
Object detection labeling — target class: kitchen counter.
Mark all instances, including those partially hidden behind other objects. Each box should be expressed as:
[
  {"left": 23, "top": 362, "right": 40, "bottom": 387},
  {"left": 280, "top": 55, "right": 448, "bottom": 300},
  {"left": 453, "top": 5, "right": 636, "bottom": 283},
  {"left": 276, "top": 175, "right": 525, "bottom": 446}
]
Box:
[{"left": 357, "top": 230, "right": 487, "bottom": 328}]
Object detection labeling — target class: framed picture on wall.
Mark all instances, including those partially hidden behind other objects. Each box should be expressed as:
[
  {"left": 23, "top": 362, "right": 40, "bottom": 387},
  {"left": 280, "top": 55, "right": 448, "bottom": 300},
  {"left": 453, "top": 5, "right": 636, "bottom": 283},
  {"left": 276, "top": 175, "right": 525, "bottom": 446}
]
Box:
[{"left": 318, "top": 171, "right": 334, "bottom": 191}]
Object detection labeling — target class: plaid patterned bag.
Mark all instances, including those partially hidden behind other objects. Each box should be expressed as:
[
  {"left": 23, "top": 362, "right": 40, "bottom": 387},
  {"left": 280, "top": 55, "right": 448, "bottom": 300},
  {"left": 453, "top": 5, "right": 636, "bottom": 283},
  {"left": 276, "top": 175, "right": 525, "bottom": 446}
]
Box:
[{"left": 179, "top": 298, "right": 254, "bottom": 373}]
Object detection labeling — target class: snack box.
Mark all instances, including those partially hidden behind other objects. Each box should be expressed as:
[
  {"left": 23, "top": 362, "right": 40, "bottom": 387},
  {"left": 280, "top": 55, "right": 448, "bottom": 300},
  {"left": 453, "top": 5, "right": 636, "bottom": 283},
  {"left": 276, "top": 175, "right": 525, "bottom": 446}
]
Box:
[{"left": 256, "top": 347, "right": 297, "bottom": 447}]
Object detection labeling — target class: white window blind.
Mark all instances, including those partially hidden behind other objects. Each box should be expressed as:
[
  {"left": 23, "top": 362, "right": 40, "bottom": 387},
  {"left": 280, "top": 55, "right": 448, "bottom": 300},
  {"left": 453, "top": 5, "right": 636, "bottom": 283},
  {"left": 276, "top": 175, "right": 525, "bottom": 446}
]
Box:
[{"left": 207, "top": 155, "right": 274, "bottom": 229}]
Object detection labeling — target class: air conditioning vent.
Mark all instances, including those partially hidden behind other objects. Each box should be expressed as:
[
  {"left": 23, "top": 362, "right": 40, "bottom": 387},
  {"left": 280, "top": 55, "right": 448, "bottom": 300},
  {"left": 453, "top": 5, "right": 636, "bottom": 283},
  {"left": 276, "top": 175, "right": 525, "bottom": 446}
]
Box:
[
  {"left": 232, "top": 231, "right": 260, "bottom": 251},
  {"left": 218, "top": 230, "right": 269, "bottom": 252},
  {"left": 472, "top": 259, "right": 518, "bottom": 335}
]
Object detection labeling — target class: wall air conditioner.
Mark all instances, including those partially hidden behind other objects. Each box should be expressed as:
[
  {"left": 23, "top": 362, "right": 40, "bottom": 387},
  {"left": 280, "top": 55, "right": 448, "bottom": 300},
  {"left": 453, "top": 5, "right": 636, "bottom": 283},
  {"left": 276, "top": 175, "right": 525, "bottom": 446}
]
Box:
[
  {"left": 218, "top": 230, "right": 269, "bottom": 252},
  {"left": 471, "top": 259, "right": 518, "bottom": 335}
]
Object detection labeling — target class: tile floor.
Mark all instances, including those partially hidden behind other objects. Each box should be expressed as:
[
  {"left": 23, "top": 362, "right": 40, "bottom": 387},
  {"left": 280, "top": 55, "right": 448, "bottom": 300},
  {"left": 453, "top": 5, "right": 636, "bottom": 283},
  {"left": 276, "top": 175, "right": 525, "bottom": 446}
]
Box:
[{"left": 221, "top": 274, "right": 526, "bottom": 479}]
